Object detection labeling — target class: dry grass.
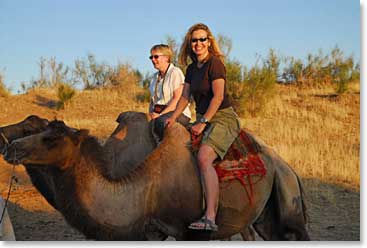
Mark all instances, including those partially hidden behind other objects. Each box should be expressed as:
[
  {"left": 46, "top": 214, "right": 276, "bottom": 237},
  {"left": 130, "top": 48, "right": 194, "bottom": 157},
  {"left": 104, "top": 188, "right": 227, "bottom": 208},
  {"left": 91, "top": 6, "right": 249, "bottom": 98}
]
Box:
[
  {"left": 242, "top": 82, "right": 360, "bottom": 189},
  {"left": 0, "top": 82, "right": 360, "bottom": 189},
  {"left": 0, "top": 82, "right": 10, "bottom": 97}
]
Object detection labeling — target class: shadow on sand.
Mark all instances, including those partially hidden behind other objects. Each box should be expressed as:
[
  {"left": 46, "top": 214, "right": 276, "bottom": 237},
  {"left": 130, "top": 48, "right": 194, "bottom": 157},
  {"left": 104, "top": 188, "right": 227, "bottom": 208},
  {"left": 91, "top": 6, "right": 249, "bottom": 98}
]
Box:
[{"left": 33, "top": 95, "right": 58, "bottom": 109}]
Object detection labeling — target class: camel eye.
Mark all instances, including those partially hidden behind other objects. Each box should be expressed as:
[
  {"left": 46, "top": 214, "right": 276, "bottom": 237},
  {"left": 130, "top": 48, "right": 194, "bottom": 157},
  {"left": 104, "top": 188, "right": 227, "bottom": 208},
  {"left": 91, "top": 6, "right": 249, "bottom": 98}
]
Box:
[
  {"left": 23, "top": 129, "right": 34, "bottom": 137},
  {"left": 42, "top": 135, "right": 60, "bottom": 146}
]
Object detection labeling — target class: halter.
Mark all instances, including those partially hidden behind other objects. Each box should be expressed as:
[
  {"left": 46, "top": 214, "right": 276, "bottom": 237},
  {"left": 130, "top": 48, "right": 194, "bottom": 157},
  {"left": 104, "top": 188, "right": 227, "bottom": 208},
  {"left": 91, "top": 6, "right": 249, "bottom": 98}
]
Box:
[
  {"left": 0, "top": 131, "right": 9, "bottom": 145},
  {"left": 0, "top": 130, "right": 9, "bottom": 154}
]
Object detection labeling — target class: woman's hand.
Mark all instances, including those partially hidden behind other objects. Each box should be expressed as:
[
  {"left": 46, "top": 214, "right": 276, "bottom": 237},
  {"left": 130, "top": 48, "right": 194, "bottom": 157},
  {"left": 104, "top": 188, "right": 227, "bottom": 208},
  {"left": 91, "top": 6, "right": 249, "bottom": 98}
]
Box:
[
  {"left": 165, "top": 117, "right": 176, "bottom": 128},
  {"left": 150, "top": 112, "right": 161, "bottom": 119},
  {"left": 191, "top": 123, "right": 206, "bottom": 136}
]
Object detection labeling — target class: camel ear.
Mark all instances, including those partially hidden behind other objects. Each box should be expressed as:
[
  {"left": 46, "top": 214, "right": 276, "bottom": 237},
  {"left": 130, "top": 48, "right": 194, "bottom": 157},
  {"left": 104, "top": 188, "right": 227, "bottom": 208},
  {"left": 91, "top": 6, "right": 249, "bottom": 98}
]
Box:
[
  {"left": 116, "top": 113, "right": 124, "bottom": 123},
  {"left": 41, "top": 118, "right": 49, "bottom": 126},
  {"left": 72, "top": 129, "right": 89, "bottom": 145}
]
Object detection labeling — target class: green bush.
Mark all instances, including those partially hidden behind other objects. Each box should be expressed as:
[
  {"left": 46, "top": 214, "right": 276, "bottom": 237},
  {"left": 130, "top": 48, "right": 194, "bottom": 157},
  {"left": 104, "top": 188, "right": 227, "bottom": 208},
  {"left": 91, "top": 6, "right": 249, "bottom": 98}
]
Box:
[
  {"left": 282, "top": 46, "right": 359, "bottom": 93},
  {"left": 56, "top": 83, "right": 76, "bottom": 110},
  {"left": 227, "top": 50, "right": 277, "bottom": 117},
  {"left": 242, "top": 64, "right": 276, "bottom": 117}
]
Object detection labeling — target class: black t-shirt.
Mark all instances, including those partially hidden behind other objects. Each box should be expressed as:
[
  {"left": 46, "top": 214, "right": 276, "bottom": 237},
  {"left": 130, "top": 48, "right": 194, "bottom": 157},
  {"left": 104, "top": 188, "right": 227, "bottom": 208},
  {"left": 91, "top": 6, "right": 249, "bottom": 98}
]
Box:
[{"left": 185, "top": 55, "right": 231, "bottom": 114}]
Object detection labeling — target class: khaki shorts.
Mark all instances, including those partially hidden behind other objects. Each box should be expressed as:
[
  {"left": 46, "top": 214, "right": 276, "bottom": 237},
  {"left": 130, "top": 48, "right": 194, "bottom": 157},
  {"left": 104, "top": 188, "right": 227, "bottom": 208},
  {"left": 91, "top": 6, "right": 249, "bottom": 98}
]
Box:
[{"left": 197, "top": 107, "right": 240, "bottom": 159}]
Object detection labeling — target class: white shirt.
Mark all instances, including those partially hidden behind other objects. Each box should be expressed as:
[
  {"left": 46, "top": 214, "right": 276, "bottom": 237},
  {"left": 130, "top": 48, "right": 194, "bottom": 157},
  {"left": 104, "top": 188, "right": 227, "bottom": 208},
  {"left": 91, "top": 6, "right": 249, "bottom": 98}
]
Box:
[{"left": 149, "top": 63, "right": 191, "bottom": 119}]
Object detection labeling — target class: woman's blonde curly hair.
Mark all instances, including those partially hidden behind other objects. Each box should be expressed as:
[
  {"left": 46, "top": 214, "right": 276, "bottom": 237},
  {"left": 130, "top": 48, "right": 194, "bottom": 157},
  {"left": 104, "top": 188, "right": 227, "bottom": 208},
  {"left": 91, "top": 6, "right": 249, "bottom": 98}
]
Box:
[{"left": 179, "top": 23, "right": 224, "bottom": 67}]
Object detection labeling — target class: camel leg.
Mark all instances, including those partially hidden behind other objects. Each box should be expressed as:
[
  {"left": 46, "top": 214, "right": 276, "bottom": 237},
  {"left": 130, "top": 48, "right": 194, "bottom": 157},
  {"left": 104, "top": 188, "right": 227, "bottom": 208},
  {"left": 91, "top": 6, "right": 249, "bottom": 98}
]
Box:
[
  {"left": 253, "top": 163, "right": 309, "bottom": 241},
  {"left": 239, "top": 225, "right": 257, "bottom": 241},
  {"left": 274, "top": 171, "right": 310, "bottom": 241},
  {"left": 144, "top": 219, "right": 169, "bottom": 241},
  {"left": 252, "top": 201, "right": 280, "bottom": 241}
]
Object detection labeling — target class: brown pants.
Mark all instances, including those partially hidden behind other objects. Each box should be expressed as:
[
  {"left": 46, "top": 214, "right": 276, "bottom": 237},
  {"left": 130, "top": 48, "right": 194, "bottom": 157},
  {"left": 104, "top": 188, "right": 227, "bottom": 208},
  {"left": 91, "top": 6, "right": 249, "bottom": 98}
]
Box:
[{"left": 154, "top": 111, "right": 190, "bottom": 140}]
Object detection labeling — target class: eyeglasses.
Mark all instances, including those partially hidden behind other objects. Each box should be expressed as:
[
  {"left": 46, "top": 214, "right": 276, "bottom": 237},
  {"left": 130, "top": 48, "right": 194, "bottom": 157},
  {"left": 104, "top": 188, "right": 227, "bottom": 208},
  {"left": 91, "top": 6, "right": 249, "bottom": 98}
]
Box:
[
  {"left": 191, "top": 37, "right": 208, "bottom": 43},
  {"left": 149, "top": 54, "right": 165, "bottom": 60}
]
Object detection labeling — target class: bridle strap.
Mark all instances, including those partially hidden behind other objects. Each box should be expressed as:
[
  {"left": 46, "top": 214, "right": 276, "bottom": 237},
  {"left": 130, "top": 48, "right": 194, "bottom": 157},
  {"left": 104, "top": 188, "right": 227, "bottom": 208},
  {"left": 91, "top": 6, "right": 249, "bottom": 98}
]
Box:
[
  {"left": 0, "top": 144, "right": 16, "bottom": 225},
  {"left": 0, "top": 131, "right": 9, "bottom": 145}
]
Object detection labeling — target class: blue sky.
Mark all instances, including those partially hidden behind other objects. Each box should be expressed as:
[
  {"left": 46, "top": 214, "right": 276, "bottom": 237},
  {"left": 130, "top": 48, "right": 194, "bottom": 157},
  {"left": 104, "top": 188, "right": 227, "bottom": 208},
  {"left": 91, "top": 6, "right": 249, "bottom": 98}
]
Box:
[{"left": 0, "top": 0, "right": 361, "bottom": 93}]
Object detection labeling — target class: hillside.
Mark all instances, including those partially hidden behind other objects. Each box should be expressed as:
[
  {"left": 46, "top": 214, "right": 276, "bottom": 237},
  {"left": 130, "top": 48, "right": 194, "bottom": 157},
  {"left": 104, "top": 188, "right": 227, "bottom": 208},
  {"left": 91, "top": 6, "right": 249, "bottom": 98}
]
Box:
[{"left": 0, "top": 83, "right": 359, "bottom": 188}]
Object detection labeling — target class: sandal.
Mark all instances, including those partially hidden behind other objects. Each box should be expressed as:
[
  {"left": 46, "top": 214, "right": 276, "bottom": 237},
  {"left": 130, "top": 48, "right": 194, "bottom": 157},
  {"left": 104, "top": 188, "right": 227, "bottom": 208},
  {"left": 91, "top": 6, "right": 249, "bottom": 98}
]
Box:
[{"left": 188, "top": 216, "right": 218, "bottom": 231}]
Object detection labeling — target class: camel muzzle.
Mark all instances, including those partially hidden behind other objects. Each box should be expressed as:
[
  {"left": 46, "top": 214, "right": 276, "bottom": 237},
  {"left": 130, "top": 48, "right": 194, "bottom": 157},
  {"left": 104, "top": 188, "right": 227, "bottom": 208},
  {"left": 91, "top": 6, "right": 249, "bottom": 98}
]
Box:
[{"left": 3, "top": 142, "right": 22, "bottom": 165}]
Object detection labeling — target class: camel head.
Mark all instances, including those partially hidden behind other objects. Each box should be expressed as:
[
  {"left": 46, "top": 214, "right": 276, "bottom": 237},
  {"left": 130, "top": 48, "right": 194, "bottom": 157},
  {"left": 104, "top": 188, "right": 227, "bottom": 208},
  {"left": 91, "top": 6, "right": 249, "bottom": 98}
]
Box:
[
  {"left": 0, "top": 115, "right": 49, "bottom": 154},
  {"left": 4, "top": 120, "right": 89, "bottom": 169}
]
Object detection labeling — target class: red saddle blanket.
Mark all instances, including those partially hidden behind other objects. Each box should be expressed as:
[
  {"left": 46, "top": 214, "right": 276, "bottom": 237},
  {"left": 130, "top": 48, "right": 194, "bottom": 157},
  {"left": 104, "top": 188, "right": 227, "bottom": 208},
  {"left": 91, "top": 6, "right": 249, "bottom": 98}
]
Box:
[{"left": 191, "top": 129, "right": 266, "bottom": 205}]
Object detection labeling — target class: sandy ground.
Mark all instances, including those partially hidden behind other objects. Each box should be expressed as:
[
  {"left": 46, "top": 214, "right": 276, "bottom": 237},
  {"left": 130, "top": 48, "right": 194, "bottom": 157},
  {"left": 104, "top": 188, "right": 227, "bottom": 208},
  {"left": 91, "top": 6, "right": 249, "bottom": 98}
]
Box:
[{"left": 0, "top": 159, "right": 360, "bottom": 241}]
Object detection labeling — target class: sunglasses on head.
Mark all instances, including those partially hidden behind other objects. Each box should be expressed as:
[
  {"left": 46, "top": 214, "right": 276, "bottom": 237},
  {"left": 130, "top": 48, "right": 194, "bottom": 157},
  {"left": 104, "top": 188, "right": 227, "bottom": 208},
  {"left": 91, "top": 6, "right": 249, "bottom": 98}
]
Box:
[
  {"left": 149, "top": 54, "right": 165, "bottom": 60},
  {"left": 191, "top": 37, "right": 208, "bottom": 43}
]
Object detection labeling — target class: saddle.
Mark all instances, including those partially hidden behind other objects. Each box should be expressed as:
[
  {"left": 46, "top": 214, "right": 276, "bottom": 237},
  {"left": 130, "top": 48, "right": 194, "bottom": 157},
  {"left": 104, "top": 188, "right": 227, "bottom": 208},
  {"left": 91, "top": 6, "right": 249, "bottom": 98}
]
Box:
[{"left": 191, "top": 129, "right": 266, "bottom": 205}]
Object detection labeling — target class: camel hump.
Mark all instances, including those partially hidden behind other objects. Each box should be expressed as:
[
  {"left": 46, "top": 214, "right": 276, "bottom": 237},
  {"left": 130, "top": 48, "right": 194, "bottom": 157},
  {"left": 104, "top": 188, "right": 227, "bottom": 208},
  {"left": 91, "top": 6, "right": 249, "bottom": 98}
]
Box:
[
  {"left": 116, "top": 111, "right": 149, "bottom": 124},
  {"left": 163, "top": 122, "right": 190, "bottom": 143},
  {"left": 25, "top": 115, "right": 49, "bottom": 126}
]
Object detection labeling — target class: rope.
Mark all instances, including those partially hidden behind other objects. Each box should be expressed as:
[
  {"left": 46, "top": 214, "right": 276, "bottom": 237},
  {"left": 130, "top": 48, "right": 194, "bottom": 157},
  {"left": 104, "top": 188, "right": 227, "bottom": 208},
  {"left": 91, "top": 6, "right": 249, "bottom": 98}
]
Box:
[
  {"left": 191, "top": 129, "right": 267, "bottom": 205},
  {"left": 215, "top": 155, "right": 266, "bottom": 205},
  {"left": 0, "top": 131, "right": 9, "bottom": 154},
  {"left": 0, "top": 132, "right": 9, "bottom": 145},
  {"left": 0, "top": 135, "right": 16, "bottom": 224},
  {"left": 0, "top": 164, "right": 16, "bottom": 224}
]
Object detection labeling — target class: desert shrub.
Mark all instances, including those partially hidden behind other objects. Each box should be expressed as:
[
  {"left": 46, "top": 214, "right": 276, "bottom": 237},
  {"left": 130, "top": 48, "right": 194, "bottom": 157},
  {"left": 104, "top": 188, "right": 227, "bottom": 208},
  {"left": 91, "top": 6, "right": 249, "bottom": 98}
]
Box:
[
  {"left": 56, "top": 83, "right": 76, "bottom": 110},
  {"left": 109, "top": 63, "right": 140, "bottom": 87},
  {"left": 228, "top": 50, "right": 278, "bottom": 117},
  {"left": 241, "top": 63, "right": 276, "bottom": 117},
  {"left": 350, "top": 63, "right": 360, "bottom": 82},
  {"left": 73, "top": 53, "right": 113, "bottom": 89},
  {"left": 282, "top": 46, "right": 359, "bottom": 93},
  {"left": 135, "top": 90, "right": 150, "bottom": 103},
  {"left": 0, "top": 72, "right": 11, "bottom": 97},
  {"left": 282, "top": 57, "right": 304, "bottom": 84},
  {"left": 328, "top": 47, "right": 357, "bottom": 94},
  {"left": 225, "top": 59, "right": 246, "bottom": 113},
  {"left": 30, "top": 57, "right": 71, "bottom": 90},
  {"left": 282, "top": 50, "right": 331, "bottom": 87},
  {"left": 0, "top": 82, "right": 10, "bottom": 97},
  {"left": 135, "top": 72, "right": 152, "bottom": 103},
  {"left": 226, "top": 59, "right": 243, "bottom": 84},
  {"left": 73, "top": 54, "right": 144, "bottom": 101},
  {"left": 165, "top": 35, "right": 180, "bottom": 67}
]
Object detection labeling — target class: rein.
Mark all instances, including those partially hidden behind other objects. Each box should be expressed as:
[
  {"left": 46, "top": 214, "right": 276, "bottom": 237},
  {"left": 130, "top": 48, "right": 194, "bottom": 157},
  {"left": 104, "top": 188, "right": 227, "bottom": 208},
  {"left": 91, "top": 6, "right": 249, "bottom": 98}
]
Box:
[
  {"left": 0, "top": 131, "right": 9, "bottom": 154},
  {"left": 0, "top": 133, "right": 17, "bottom": 225},
  {"left": 0, "top": 132, "right": 9, "bottom": 145}
]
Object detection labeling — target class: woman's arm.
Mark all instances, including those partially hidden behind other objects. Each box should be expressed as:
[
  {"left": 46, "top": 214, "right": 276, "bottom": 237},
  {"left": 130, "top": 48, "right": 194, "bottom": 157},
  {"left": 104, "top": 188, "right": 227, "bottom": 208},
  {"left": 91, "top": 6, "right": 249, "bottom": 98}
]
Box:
[
  {"left": 202, "top": 78, "right": 224, "bottom": 121},
  {"left": 191, "top": 78, "right": 224, "bottom": 135},
  {"left": 166, "top": 83, "right": 191, "bottom": 127},
  {"left": 159, "top": 84, "right": 184, "bottom": 115}
]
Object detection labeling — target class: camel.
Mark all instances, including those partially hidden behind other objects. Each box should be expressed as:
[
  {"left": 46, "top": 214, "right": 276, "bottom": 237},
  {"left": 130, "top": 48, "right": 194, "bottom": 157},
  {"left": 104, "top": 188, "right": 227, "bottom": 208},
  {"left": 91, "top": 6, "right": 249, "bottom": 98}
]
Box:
[
  {"left": 2, "top": 113, "right": 309, "bottom": 240},
  {"left": 1, "top": 114, "right": 256, "bottom": 240},
  {"left": 0, "top": 113, "right": 156, "bottom": 213}
]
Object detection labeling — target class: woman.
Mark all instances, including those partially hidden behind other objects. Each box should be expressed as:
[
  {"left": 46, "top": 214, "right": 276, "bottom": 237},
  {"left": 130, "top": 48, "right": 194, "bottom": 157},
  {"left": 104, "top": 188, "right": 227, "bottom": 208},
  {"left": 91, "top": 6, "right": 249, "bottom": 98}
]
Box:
[
  {"left": 166, "top": 24, "right": 240, "bottom": 231},
  {"left": 148, "top": 44, "right": 191, "bottom": 140}
]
